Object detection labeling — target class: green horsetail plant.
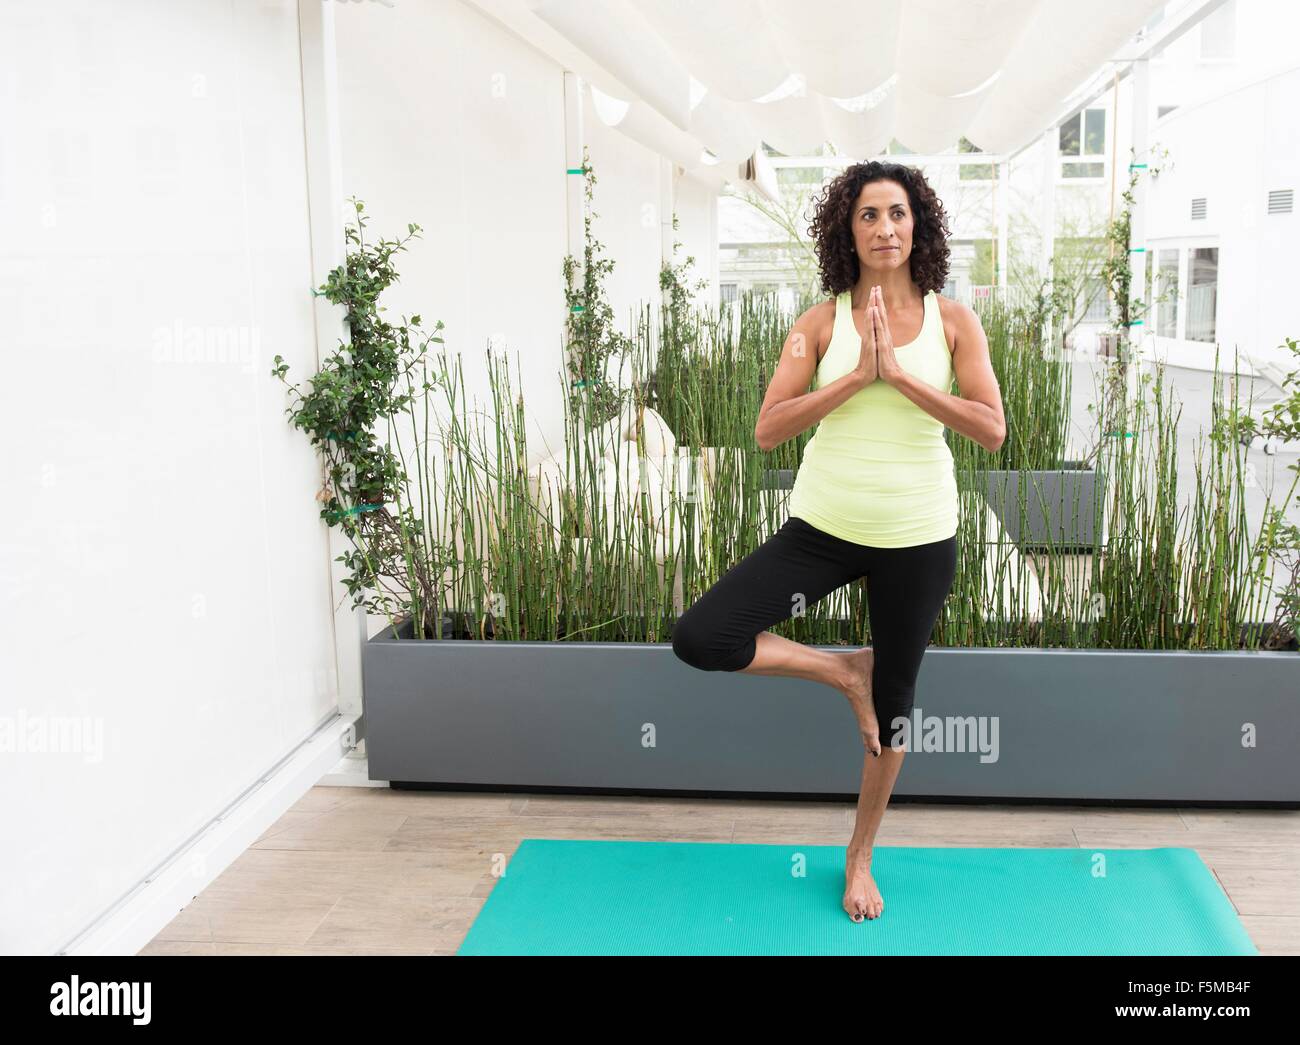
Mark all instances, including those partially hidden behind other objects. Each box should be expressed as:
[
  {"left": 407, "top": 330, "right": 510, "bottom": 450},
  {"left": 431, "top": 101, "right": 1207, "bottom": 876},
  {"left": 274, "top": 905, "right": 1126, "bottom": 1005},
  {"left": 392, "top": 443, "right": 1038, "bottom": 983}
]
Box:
[
  {"left": 1235, "top": 335, "right": 1300, "bottom": 648},
  {"left": 960, "top": 290, "right": 1073, "bottom": 474},
  {"left": 280, "top": 200, "right": 1294, "bottom": 652}
]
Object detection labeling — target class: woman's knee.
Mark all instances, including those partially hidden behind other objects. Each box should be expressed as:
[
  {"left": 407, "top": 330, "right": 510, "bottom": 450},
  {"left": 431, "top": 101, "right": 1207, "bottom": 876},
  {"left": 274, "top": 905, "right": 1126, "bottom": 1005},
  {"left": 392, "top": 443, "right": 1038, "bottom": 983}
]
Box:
[{"left": 671, "top": 610, "right": 752, "bottom": 672}]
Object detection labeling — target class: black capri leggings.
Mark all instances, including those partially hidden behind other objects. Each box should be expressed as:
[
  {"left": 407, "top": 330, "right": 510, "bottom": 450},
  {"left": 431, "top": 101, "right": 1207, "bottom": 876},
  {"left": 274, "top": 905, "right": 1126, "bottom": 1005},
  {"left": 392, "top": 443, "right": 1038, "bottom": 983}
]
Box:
[{"left": 670, "top": 515, "right": 957, "bottom": 747}]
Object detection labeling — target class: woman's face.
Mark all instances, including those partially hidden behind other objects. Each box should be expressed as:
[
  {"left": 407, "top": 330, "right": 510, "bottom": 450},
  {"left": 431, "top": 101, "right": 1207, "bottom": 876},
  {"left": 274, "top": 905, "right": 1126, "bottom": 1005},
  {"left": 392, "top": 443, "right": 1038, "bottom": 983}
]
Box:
[{"left": 851, "top": 179, "right": 914, "bottom": 270}]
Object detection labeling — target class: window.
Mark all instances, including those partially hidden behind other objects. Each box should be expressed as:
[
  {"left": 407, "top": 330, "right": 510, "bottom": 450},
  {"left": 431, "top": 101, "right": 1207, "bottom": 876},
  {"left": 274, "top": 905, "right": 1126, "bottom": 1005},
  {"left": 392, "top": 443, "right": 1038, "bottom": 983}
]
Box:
[
  {"left": 1083, "top": 109, "right": 1105, "bottom": 154},
  {"left": 1157, "top": 105, "right": 1178, "bottom": 118},
  {"left": 1199, "top": 0, "right": 1235, "bottom": 60},
  {"left": 1156, "top": 249, "right": 1179, "bottom": 338},
  {"left": 1059, "top": 108, "right": 1106, "bottom": 178},
  {"left": 778, "top": 165, "right": 825, "bottom": 188},
  {"left": 720, "top": 283, "right": 738, "bottom": 304},
  {"left": 1081, "top": 278, "right": 1107, "bottom": 323},
  {"left": 1060, "top": 118, "right": 1079, "bottom": 156},
  {"left": 1187, "top": 247, "right": 1218, "bottom": 343},
  {"left": 959, "top": 161, "right": 995, "bottom": 181},
  {"left": 957, "top": 136, "right": 994, "bottom": 181}
]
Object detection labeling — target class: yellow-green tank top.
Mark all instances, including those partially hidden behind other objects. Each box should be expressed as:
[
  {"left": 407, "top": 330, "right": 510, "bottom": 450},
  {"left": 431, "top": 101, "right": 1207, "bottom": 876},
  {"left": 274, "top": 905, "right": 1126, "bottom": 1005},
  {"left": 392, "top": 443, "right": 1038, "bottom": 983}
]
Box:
[{"left": 786, "top": 288, "right": 960, "bottom": 548}]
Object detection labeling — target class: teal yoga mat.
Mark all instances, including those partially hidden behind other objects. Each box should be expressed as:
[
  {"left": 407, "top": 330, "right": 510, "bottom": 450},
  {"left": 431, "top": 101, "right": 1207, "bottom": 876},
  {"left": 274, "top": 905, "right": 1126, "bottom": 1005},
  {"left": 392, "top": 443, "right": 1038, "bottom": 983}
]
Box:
[{"left": 457, "top": 839, "right": 1258, "bottom": 955}]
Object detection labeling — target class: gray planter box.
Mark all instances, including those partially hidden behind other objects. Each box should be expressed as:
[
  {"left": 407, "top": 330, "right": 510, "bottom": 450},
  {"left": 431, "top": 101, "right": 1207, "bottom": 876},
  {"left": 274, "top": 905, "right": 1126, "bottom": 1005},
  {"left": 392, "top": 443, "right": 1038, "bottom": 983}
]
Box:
[
  {"left": 760, "top": 467, "right": 795, "bottom": 490},
  {"left": 362, "top": 628, "right": 1299, "bottom": 804},
  {"left": 983, "top": 461, "right": 1102, "bottom": 551}
]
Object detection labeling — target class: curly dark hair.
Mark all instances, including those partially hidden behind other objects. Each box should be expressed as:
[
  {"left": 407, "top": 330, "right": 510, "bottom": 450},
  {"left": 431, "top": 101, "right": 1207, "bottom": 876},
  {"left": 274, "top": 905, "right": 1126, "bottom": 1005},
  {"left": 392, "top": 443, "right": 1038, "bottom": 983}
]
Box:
[{"left": 808, "top": 161, "right": 951, "bottom": 297}]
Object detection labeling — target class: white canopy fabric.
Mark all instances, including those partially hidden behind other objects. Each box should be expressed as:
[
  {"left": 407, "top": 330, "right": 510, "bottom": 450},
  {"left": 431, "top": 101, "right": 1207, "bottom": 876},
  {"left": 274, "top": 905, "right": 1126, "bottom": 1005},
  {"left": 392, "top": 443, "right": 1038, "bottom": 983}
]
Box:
[{"left": 498, "top": 0, "right": 1168, "bottom": 169}]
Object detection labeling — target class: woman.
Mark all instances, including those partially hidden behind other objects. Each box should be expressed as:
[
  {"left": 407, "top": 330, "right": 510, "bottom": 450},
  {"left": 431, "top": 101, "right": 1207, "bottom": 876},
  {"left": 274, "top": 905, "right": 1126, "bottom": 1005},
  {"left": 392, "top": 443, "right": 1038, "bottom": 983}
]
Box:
[{"left": 671, "top": 161, "right": 1006, "bottom": 924}]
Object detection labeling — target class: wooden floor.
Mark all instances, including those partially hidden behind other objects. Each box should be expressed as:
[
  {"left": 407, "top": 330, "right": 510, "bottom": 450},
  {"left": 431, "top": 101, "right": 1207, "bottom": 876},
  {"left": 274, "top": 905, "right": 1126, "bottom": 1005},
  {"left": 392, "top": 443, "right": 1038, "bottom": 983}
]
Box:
[{"left": 143, "top": 785, "right": 1300, "bottom": 955}]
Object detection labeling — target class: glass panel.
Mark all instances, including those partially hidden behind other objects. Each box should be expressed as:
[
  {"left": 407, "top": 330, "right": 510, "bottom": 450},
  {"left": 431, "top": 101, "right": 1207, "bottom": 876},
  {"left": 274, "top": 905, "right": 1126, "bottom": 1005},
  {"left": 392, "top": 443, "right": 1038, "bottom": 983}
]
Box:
[
  {"left": 1082, "top": 277, "right": 1108, "bottom": 322},
  {"left": 1059, "top": 116, "right": 1080, "bottom": 156},
  {"left": 1187, "top": 247, "right": 1218, "bottom": 343},
  {"left": 1084, "top": 109, "right": 1106, "bottom": 155},
  {"left": 1157, "top": 249, "right": 1179, "bottom": 338},
  {"left": 779, "top": 165, "right": 824, "bottom": 187},
  {"left": 1062, "top": 162, "right": 1104, "bottom": 178}
]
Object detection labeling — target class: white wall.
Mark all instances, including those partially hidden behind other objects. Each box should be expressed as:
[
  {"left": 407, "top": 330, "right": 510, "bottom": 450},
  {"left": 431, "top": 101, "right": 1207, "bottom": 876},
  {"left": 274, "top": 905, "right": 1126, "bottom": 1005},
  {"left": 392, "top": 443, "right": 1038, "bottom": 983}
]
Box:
[
  {"left": 1147, "top": 0, "right": 1300, "bottom": 112},
  {"left": 580, "top": 88, "right": 665, "bottom": 334},
  {"left": 332, "top": 0, "right": 718, "bottom": 473},
  {"left": 0, "top": 0, "right": 338, "bottom": 953},
  {"left": 1143, "top": 61, "right": 1300, "bottom": 373},
  {"left": 333, "top": 0, "right": 568, "bottom": 463},
  {"left": 671, "top": 170, "right": 720, "bottom": 308}
]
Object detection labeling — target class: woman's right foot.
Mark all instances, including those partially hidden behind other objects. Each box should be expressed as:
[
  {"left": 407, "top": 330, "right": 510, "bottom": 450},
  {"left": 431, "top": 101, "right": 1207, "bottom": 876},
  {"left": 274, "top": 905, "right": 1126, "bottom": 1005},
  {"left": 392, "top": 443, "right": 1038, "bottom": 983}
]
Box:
[{"left": 839, "top": 648, "right": 881, "bottom": 755}]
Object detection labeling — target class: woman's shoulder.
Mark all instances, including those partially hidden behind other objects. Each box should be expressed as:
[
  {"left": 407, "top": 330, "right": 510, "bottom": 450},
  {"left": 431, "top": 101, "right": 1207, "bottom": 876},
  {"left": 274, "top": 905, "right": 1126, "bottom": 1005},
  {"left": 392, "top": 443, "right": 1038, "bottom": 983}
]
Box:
[
  {"left": 788, "top": 296, "right": 841, "bottom": 365},
  {"left": 934, "top": 292, "right": 975, "bottom": 356},
  {"left": 793, "top": 295, "right": 839, "bottom": 329},
  {"left": 936, "top": 292, "right": 981, "bottom": 325}
]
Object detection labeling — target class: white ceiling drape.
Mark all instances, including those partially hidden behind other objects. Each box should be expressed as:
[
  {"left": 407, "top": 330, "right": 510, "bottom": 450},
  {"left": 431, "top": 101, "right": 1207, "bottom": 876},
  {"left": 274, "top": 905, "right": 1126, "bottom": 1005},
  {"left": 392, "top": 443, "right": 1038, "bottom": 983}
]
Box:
[{"left": 479, "top": 0, "right": 1167, "bottom": 175}]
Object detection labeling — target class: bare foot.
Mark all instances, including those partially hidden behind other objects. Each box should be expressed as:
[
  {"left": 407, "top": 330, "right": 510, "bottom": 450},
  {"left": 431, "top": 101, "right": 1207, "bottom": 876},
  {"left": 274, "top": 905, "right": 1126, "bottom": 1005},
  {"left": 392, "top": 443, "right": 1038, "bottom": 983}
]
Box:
[
  {"left": 839, "top": 647, "right": 881, "bottom": 755},
  {"left": 843, "top": 844, "right": 884, "bottom": 922}
]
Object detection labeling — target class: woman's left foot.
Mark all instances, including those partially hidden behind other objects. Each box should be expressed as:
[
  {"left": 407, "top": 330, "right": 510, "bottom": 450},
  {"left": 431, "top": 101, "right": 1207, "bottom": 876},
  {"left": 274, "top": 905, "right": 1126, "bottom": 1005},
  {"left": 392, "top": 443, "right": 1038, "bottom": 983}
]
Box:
[
  {"left": 839, "top": 647, "right": 881, "bottom": 755},
  {"left": 843, "top": 844, "right": 884, "bottom": 922}
]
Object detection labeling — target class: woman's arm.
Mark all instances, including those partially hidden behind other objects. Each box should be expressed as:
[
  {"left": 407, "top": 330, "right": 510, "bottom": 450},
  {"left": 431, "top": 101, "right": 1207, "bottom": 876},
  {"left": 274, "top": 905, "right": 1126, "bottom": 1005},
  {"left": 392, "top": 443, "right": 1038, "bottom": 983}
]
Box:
[
  {"left": 883, "top": 301, "right": 1006, "bottom": 454},
  {"left": 754, "top": 302, "right": 875, "bottom": 452}
]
